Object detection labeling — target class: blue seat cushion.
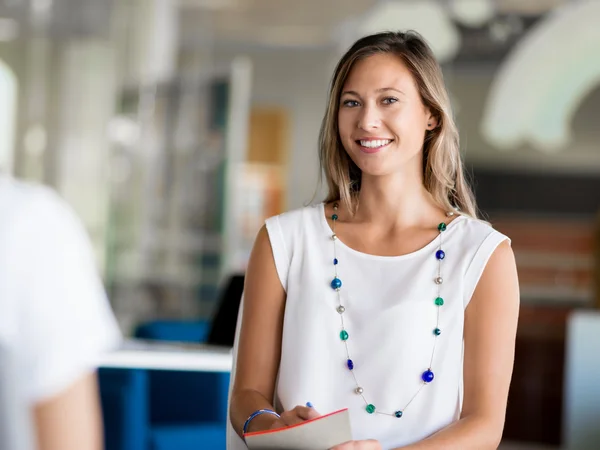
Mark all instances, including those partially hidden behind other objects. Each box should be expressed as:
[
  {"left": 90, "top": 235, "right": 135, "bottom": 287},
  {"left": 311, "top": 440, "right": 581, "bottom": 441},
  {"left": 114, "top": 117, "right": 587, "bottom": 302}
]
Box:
[
  {"left": 149, "top": 423, "right": 226, "bottom": 450},
  {"left": 148, "top": 371, "right": 230, "bottom": 424},
  {"left": 134, "top": 320, "right": 211, "bottom": 343}
]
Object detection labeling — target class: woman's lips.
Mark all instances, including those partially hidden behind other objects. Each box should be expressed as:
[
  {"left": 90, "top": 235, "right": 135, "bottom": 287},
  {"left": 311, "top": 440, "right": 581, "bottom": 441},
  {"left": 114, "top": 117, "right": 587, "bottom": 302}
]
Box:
[{"left": 356, "top": 139, "right": 393, "bottom": 153}]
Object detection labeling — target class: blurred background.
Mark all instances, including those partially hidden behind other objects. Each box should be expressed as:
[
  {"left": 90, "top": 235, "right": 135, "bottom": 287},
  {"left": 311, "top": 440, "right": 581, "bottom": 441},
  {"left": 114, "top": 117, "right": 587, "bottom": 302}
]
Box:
[{"left": 0, "top": 0, "right": 599, "bottom": 449}]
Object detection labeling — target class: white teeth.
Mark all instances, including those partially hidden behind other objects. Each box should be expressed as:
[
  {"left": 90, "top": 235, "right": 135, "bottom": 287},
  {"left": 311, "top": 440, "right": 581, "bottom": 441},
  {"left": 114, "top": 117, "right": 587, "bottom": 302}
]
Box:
[{"left": 359, "top": 139, "right": 391, "bottom": 148}]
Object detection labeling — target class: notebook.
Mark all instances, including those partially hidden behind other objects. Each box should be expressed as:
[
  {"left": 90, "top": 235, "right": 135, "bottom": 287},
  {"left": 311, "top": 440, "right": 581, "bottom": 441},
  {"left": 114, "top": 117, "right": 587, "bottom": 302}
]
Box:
[{"left": 244, "top": 408, "right": 352, "bottom": 450}]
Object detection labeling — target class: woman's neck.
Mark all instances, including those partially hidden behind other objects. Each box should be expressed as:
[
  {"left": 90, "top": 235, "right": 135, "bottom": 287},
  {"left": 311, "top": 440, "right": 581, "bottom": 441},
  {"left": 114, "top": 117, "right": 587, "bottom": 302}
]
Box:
[{"left": 352, "top": 174, "right": 444, "bottom": 230}]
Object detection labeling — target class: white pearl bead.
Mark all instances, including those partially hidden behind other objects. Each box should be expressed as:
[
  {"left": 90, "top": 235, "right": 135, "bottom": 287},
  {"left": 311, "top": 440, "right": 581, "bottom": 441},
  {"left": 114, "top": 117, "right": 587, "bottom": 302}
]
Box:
[
  {"left": 435, "top": 277, "right": 443, "bottom": 284},
  {"left": 337, "top": 305, "right": 345, "bottom": 314},
  {"left": 355, "top": 387, "right": 363, "bottom": 394},
  {"left": 332, "top": 234, "right": 338, "bottom": 240}
]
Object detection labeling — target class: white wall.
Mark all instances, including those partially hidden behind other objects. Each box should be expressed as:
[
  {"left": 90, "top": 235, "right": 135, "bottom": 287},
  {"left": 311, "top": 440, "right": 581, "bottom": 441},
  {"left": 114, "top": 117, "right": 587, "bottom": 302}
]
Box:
[{"left": 217, "top": 47, "right": 335, "bottom": 209}]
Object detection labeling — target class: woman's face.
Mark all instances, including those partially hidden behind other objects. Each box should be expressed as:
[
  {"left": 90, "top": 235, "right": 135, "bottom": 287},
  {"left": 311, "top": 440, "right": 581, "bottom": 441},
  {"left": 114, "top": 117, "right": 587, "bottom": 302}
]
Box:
[{"left": 337, "top": 53, "right": 436, "bottom": 179}]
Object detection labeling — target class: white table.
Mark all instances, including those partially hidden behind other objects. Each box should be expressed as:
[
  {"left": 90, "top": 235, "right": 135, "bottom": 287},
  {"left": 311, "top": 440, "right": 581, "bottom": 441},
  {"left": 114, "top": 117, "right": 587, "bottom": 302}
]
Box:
[{"left": 99, "top": 339, "right": 233, "bottom": 372}]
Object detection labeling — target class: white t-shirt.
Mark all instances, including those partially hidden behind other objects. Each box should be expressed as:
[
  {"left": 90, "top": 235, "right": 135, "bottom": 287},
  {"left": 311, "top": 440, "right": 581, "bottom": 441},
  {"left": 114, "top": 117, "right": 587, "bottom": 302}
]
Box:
[
  {"left": 0, "top": 176, "right": 121, "bottom": 450},
  {"left": 227, "top": 203, "right": 509, "bottom": 449}
]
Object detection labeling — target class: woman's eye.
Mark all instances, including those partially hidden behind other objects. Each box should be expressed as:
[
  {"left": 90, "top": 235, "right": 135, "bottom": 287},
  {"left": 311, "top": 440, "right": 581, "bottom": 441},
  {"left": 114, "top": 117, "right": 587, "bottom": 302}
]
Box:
[
  {"left": 382, "top": 97, "right": 398, "bottom": 105},
  {"left": 342, "top": 99, "right": 360, "bottom": 107}
]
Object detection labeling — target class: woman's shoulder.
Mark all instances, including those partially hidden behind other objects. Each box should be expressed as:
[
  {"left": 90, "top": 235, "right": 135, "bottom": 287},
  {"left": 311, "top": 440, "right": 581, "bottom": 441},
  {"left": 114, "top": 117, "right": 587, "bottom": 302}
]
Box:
[
  {"left": 265, "top": 202, "right": 324, "bottom": 232},
  {"left": 262, "top": 203, "right": 325, "bottom": 288},
  {"left": 456, "top": 213, "right": 509, "bottom": 236},
  {"left": 452, "top": 213, "right": 511, "bottom": 250}
]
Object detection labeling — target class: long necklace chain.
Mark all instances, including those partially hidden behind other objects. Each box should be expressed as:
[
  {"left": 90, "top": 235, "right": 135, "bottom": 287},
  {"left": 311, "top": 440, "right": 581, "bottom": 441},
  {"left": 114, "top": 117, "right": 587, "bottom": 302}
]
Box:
[{"left": 329, "top": 202, "right": 451, "bottom": 418}]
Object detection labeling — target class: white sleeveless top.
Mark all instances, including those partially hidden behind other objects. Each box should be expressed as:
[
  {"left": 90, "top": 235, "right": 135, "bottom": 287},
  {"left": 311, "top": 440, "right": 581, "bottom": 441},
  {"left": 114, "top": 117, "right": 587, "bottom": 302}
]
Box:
[{"left": 227, "top": 203, "right": 509, "bottom": 450}]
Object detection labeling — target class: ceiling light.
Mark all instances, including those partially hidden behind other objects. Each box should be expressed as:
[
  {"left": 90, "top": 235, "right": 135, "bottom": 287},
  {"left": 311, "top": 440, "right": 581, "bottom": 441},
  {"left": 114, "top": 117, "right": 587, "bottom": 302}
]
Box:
[
  {"left": 358, "top": 0, "right": 461, "bottom": 64},
  {"left": 481, "top": 0, "right": 600, "bottom": 152},
  {"left": 449, "top": 0, "right": 495, "bottom": 28}
]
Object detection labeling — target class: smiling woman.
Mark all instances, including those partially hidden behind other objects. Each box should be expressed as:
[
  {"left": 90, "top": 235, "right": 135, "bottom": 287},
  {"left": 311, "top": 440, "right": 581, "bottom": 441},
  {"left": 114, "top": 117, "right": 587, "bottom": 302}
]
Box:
[
  {"left": 319, "top": 32, "right": 477, "bottom": 220},
  {"left": 338, "top": 54, "right": 432, "bottom": 170},
  {"left": 228, "top": 31, "right": 519, "bottom": 450}
]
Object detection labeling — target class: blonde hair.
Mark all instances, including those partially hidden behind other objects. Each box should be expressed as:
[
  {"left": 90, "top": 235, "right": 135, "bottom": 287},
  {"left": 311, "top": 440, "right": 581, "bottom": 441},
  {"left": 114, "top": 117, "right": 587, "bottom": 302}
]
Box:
[{"left": 318, "top": 30, "right": 479, "bottom": 219}]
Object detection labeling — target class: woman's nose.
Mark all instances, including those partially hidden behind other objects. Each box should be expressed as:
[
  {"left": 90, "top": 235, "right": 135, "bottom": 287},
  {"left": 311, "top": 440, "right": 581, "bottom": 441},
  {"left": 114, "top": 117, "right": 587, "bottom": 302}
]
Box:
[{"left": 357, "top": 105, "right": 381, "bottom": 130}]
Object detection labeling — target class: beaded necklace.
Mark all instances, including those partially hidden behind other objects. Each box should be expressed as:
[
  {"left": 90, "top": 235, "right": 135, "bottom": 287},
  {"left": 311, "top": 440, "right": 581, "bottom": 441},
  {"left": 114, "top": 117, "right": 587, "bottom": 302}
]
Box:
[{"left": 328, "top": 202, "right": 453, "bottom": 418}]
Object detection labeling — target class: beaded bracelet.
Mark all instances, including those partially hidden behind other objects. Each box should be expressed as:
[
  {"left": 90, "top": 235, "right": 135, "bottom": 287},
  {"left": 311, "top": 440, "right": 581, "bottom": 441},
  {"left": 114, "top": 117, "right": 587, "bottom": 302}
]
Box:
[{"left": 242, "top": 409, "right": 281, "bottom": 435}]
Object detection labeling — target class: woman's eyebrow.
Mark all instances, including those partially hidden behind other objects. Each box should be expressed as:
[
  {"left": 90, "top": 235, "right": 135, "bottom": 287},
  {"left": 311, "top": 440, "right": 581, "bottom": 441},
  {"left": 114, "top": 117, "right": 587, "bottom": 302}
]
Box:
[{"left": 341, "top": 87, "right": 406, "bottom": 96}]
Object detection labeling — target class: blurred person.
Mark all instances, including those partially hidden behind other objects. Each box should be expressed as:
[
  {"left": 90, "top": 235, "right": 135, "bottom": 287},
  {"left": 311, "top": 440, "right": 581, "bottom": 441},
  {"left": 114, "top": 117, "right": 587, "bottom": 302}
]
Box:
[
  {"left": 0, "top": 174, "right": 121, "bottom": 450},
  {"left": 228, "top": 31, "right": 520, "bottom": 450}
]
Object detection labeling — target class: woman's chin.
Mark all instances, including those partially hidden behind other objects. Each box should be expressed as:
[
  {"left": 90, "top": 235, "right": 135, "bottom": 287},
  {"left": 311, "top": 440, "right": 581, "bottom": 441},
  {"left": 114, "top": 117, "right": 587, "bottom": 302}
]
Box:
[{"left": 355, "top": 164, "right": 396, "bottom": 178}]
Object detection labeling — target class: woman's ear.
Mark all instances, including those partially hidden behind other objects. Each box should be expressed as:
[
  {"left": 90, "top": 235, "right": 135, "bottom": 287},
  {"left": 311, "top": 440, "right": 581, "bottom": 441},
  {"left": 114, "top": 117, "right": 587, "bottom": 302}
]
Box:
[{"left": 425, "top": 111, "right": 439, "bottom": 130}]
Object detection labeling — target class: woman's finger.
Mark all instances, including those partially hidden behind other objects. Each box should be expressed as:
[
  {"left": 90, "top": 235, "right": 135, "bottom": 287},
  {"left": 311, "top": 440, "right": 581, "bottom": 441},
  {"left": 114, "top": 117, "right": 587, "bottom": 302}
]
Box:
[
  {"left": 358, "top": 440, "right": 381, "bottom": 449},
  {"left": 330, "top": 440, "right": 381, "bottom": 450},
  {"left": 293, "top": 405, "right": 321, "bottom": 420},
  {"left": 279, "top": 410, "right": 305, "bottom": 426}
]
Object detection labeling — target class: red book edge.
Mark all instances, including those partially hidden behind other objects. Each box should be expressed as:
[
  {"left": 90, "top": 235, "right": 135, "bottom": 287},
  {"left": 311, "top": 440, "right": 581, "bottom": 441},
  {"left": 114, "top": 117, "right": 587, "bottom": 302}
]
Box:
[{"left": 243, "top": 408, "right": 349, "bottom": 438}]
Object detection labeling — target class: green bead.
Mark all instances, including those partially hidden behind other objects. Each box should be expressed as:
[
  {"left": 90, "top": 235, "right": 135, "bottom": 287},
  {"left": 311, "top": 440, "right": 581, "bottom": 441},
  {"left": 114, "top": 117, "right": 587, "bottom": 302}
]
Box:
[
  {"left": 435, "top": 297, "right": 444, "bottom": 306},
  {"left": 340, "top": 330, "right": 349, "bottom": 341},
  {"left": 438, "top": 222, "right": 447, "bottom": 232},
  {"left": 332, "top": 214, "right": 338, "bottom": 221},
  {"left": 366, "top": 404, "right": 376, "bottom": 414},
  {"left": 434, "top": 328, "right": 441, "bottom": 335}
]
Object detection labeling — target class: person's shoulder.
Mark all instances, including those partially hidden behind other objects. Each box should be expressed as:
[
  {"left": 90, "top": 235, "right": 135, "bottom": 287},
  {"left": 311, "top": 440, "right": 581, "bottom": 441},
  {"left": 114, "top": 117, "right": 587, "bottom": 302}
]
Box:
[
  {"left": 0, "top": 176, "right": 86, "bottom": 246},
  {"left": 453, "top": 213, "right": 511, "bottom": 247},
  {"left": 263, "top": 203, "right": 324, "bottom": 258},
  {"left": 0, "top": 176, "right": 57, "bottom": 228},
  {"left": 0, "top": 175, "right": 42, "bottom": 214},
  {"left": 266, "top": 202, "right": 323, "bottom": 230}
]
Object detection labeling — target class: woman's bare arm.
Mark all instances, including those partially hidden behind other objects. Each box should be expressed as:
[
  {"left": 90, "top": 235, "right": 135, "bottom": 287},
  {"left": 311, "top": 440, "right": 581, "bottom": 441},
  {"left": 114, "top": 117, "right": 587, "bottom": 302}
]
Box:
[{"left": 229, "top": 225, "right": 288, "bottom": 435}]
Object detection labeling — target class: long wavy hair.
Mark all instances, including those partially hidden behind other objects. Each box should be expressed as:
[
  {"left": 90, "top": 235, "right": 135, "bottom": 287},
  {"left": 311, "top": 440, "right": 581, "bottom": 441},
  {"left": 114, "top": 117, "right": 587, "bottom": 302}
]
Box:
[{"left": 318, "top": 30, "right": 479, "bottom": 218}]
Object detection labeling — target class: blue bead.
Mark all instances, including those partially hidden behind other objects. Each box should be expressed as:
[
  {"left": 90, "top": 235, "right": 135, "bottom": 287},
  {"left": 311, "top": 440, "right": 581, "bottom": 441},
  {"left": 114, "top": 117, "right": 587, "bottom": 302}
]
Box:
[
  {"left": 332, "top": 214, "right": 338, "bottom": 221},
  {"left": 331, "top": 277, "right": 342, "bottom": 290},
  {"left": 436, "top": 250, "right": 445, "bottom": 260},
  {"left": 434, "top": 328, "right": 441, "bottom": 336},
  {"left": 333, "top": 258, "right": 338, "bottom": 265},
  {"left": 347, "top": 359, "right": 354, "bottom": 370},
  {"left": 394, "top": 410, "right": 403, "bottom": 418},
  {"left": 422, "top": 370, "right": 434, "bottom": 383}
]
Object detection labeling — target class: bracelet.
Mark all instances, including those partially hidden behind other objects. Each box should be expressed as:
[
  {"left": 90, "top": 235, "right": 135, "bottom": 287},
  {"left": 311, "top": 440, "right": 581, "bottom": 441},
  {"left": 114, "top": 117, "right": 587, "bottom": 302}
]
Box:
[{"left": 242, "top": 409, "right": 281, "bottom": 435}]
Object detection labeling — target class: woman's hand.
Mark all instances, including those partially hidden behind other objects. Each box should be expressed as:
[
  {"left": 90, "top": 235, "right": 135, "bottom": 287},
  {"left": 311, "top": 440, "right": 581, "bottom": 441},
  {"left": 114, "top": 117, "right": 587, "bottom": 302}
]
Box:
[
  {"left": 330, "top": 440, "right": 382, "bottom": 450},
  {"left": 277, "top": 405, "right": 321, "bottom": 427},
  {"left": 248, "top": 405, "right": 321, "bottom": 433}
]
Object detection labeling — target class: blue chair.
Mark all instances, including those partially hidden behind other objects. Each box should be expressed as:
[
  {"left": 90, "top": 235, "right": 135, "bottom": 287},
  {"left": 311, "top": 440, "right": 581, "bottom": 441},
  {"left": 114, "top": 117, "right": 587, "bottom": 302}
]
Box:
[
  {"left": 136, "top": 320, "right": 229, "bottom": 450},
  {"left": 100, "top": 320, "right": 230, "bottom": 450},
  {"left": 99, "top": 368, "right": 149, "bottom": 450},
  {"left": 147, "top": 370, "right": 230, "bottom": 450},
  {"left": 135, "top": 320, "right": 211, "bottom": 343}
]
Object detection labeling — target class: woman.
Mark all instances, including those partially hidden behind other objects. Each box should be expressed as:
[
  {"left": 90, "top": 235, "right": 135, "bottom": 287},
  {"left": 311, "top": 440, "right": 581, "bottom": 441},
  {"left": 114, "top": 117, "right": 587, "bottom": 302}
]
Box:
[{"left": 228, "top": 31, "right": 519, "bottom": 450}]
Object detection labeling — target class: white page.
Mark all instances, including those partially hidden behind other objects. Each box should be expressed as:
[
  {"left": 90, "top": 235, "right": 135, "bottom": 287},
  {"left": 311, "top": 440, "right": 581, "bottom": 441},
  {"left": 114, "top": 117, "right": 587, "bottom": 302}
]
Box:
[{"left": 244, "top": 408, "right": 352, "bottom": 450}]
